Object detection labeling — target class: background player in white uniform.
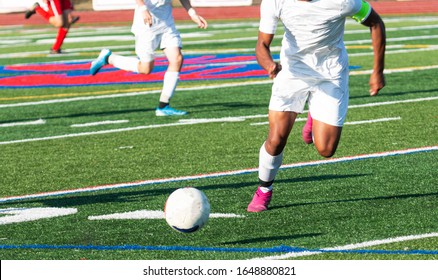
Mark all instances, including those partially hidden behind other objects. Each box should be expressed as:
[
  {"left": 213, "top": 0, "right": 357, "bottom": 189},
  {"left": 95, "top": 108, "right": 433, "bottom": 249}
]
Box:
[
  {"left": 90, "top": 0, "right": 207, "bottom": 116},
  {"left": 247, "top": 0, "right": 386, "bottom": 212}
]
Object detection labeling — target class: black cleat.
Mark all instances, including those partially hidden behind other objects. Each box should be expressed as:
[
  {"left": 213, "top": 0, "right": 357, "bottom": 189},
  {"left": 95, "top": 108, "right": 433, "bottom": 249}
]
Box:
[
  {"left": 25, "top": 2, "right": 40, "bottom": 19},
  {"left": 50, "top": 49, "right": 62, "bottom": 54},
  {"left": 71, "top": 16, "right": 80, "bottom": 25}
]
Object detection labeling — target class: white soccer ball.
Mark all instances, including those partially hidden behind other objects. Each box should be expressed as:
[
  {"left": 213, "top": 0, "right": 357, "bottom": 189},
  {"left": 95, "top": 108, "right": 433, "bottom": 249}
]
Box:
[{"left": 164, "top": 187, "right": 210, "bottom": 233}]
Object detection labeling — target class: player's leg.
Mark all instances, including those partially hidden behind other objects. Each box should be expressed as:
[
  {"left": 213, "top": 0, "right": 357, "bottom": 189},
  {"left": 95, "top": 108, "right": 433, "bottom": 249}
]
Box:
[
  {"left": 51, "top": 10, "right": 70, "bottom": 54},
  {"left": 90, "top": 49, "right": 146, "bottom": 75},
  {"left": 51, "top": 0, "right": 80, "bottom": 54},
  {"left": 90, "top": 32, "right": 156, "bottom": 76},
  {"left": 63, "top": 0, "right": 80, "bottom": 26},
  {"left": 25, "top": 2, "right": 48, "bottom": 20},
  {"left": 47, "top": 0, "right": 64, "bottom": 28},
  {"left": 247, "top": 111, "right": 296, "bottom": 212},
  {"left": 155, "top": 31, "right": 186, "bottom": 116},
  {"left": 247, "top": 74, "right": 309, "bottom": 212},
  {"left": 155, "top": 46, "right": 185, "bottom": 116},
  {"left": 312, "top": 121, "right": 343, "bottom": 158},
  {"left": 307, "top": 75, "right": 349, "bottom": 158},
  {"left": 302, "top": 112, "right": 342, "bottom": 156},
  {"left": 302, "top": 111, "right": 314, "bottom": 144}
]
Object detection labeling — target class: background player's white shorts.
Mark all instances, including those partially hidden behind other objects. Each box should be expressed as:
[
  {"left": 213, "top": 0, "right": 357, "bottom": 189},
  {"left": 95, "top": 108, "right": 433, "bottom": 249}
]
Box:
[
  {"left": 269, "top": 69, "right": 349, "bottom": 127},
  {"left": 135, "top": 28, "right": 182, "bottom": 62}
]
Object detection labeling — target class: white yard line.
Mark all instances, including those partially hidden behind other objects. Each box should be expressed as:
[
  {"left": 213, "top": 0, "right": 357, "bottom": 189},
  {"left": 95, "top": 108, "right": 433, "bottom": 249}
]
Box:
[
  {"left": 0, "top": 96, "right": 436, "bottom": 146},
  {"left": 0, "top": 118, "right": 45, "bottom": 127},
  {"left": 250, "top": 117, "right": 402, "bottom": 126},
  {"left": 87, "top": 210, "right": 244, "bottom": 220},
  {"left": 345, "top": 117, "right": 401, "bottom": 125},
  {"left": 251, "top": 232, "right": 438, "bottom": 260},
  {"left": 0, "top": 146, "right": 436, "bottom": 203}
]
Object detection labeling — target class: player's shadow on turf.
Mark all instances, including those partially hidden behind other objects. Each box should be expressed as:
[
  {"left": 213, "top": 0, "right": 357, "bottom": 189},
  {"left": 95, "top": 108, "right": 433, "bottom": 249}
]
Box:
[
  {"left": 38, "top": 174, "right": 367, "bottom": 207},
  {"left": 183, "top": 101, "right": 266, "bottom": 113},
  {"left": 275, "top": 173, "right": 367, "bottom": 185},
  {"left": 269, "top": 191, "right": 438, "bottom": 211},
  {"left": 350, "top": 88, "right": 438, "bottom": 99},
  {"left": 13, "top": 188, "right": 174, "bottom": 208},
  {"left": 0, "top": 108, "right": 156, "bottom": 124},
  {"left": 197, "top": 174, "right": 368, "bottom": 192},
  {"left": 221, "top": 233, "right": 322, "bottom": 246}
]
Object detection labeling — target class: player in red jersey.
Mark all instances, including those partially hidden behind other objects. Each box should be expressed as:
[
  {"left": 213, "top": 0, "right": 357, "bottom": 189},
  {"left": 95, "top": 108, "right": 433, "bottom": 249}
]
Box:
[{"left": 25, "top": 0, "right": 80, "bottom": 54}]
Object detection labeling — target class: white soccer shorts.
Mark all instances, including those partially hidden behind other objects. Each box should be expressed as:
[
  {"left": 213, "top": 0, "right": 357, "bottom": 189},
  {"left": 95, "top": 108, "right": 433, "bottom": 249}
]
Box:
[
  {"left": 135, "top": 28, "right": 182, "bottom": 62},
  {"left": 269, "top": 69, "right": 350, "bottom": 127}
]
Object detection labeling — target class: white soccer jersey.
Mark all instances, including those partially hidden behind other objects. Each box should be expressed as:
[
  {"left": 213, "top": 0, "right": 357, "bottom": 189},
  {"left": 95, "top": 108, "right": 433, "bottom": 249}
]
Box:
[
  {"left": 259, "top": 0, "right": 366, "bottom": 79},
  {"left": 131, "top": 0, "right": 176, "bottom": 35}
]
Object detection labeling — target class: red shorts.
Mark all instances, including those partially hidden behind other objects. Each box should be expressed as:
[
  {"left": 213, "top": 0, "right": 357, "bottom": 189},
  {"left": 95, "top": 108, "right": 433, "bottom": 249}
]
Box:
[{"left": 46, "top": 0, "right": 74, "bottom": 17}]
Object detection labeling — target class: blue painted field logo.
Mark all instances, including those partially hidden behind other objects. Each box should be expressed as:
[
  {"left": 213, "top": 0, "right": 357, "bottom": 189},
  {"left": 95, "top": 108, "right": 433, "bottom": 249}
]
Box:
[{"left": 0, "top": 54, "right": 266, "bottom": 88}]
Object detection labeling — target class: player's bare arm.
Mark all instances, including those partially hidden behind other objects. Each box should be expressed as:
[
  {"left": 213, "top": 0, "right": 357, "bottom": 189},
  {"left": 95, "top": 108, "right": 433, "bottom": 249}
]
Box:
[
  {"left": 136, "top": 0, "right": 152, "bottom": 26},
  {"left": 179, "top": 0, "right": 208, "bottom": 29},
  {"left": 256, "top": 31, "right": 281, "bottom": 79},
  {"left": 362, "top": 9, "right": 386, "bottom": 96}
]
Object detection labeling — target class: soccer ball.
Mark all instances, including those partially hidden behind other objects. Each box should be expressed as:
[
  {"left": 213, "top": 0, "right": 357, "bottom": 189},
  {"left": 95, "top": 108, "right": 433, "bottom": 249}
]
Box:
[{"left": 164, "top": 187, "right": 210, "bottom": 233}]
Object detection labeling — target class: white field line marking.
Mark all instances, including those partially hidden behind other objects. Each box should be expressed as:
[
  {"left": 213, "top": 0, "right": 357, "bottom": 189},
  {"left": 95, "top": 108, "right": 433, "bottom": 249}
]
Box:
[
  {"left": 3, "top": 21, "right": 435, "bottom": 42},
  {"left": 70, "top": 120, "right": 129, "bottom": 128},
  {"left": 251, "top": 232, "right": 438, "bottom": 260},
  {"left": 349, "top": 96, "right": 438, "bottom": 109},
  {"left": 0, "top": 208, "right": 78, "bottom": 225},
  {"left": 0, "top": 118, "right": 45, "bottom": 127},
  {"left": 4, "top": 23, "right": 438, "bottom": 46},
  {"left": 350, "top": 64, "right": 438, "bottom": 75},
  {"left": 349, "top": 45, "right": 438, "bottom": 57},
  {"left": 2, "top": 41, "right": 436, "bottom": 60},
  {"left": 0, "top": 81, "right": 268, "bottom": 108},
  {"left": 250, "top": 117, "right": 402, "bottom": 126},
  {"left": 3, "top": 42, "right": 435, "bottom": 65},
  {"left": 2, "top": 42, "right": 437, "bottom": 59},
  {"left": 250, "top": 118, "right": 306, "bottom": 126},
  {"left": 0, "top": 97, "right": 436, "bottom": 145},
  {"left": 2, "top": 22, "right": 438, "bottom": 55},
  {"left": 2, "top": 42, "right": 434, "bottom": 65},
  {"left": 87, "top": 210, "right": 244, "bottom": 220},
  {"left": 0, "top": 97, "right": 435, "bottom": 146},
  {"left": 345, "top": 34, "right": 438, "bottom": 45},
  {"left": 346, "top": 117, "right": 401, "bottom": 125},
  {"left": 0, "top": 146, "right": 436, "bottom": 203}
]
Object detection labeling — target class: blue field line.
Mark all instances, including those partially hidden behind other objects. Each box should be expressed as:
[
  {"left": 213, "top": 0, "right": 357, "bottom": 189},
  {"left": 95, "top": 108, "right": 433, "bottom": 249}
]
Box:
[
  {"left": 1, "top": 243, "right": 437, "bottom": 256},
  {"left": 0, "top": 146, "right": 437, "bottom": 204}
]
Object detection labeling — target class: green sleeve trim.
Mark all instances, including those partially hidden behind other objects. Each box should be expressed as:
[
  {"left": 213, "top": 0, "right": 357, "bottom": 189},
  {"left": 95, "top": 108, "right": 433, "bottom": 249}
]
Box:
[{"left": 352, "top": 0, "right": 372, "bottom": 23}]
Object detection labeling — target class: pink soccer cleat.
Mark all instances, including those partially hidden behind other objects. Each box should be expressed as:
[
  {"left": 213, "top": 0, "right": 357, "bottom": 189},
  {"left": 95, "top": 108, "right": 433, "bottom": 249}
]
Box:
[
  {"left": 247, "top": 187, "right": 272, "bottom": 212},
  {"left": 302, "top": 112, "right": 313, "bottom": 144}
]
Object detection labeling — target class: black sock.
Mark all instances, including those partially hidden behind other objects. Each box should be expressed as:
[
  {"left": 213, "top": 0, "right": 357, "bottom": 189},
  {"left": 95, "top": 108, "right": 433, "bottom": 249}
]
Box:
[
  {"left": 159, "top": 102, "right": 169, "bottom": 109},
  {"left": 258, "top": 179, "right": 274, "bottom": 188}
]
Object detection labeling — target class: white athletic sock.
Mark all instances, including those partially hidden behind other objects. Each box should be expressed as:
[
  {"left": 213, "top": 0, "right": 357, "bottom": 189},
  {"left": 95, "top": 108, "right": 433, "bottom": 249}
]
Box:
[
  {"left": 258, "top": 142, "right": 283, "bottom": 184},
  {"left": 159, "top": 71, "right": 180, "bottom": 104},
  {"left": 259, "top": 186, "right": 273, "bottom": 193},
  {"left": 108, "top": 54, "right": 140, "bottom": 73}
]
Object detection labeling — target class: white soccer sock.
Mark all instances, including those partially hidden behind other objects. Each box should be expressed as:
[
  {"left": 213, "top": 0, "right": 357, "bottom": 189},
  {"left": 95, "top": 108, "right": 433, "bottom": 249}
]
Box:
[
  {"left": 108, "top": 54, "right": 140, "bottom": 73},
  {"left": 258, "top": 142, "right": 283, "bottom": 185},
  {"left": 159, "top": 71, "right": 180, "bottom": 104},
  {"left": 259, "top": 186, "right": 273, "bottom": 193}
]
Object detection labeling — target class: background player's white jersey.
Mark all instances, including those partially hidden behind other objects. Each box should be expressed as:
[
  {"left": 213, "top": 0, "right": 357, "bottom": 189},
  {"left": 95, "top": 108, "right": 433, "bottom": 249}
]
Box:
[
  {"left": 131, "top": 0, "right": 176, "bottom": 34},
  {"left": 259, "top": 0, "right": 364, "bottom": 79}
]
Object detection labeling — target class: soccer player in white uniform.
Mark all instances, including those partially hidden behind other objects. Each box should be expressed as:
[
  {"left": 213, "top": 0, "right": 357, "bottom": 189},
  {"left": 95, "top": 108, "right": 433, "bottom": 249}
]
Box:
[
  {"left": 90, "top": 0, "right": 207, "bottom": 116},
  {"left": 247, "top": 0, "right": 386, "bottom": 212}
]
